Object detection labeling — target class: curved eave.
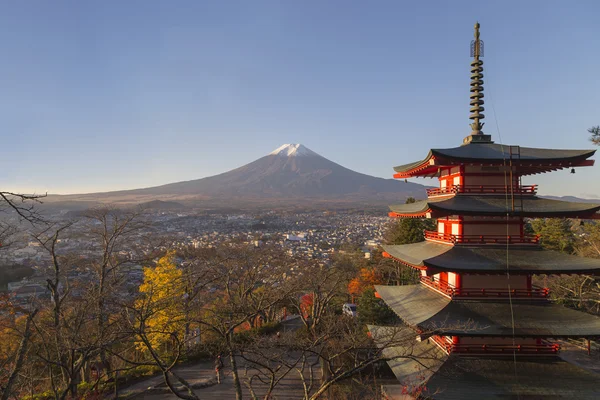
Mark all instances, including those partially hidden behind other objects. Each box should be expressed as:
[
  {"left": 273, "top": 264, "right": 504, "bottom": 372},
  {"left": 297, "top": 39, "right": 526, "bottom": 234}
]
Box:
[
  {"left": 368, "top": 325, "right": 446, "bottom": 389},
  {"left": 382, "top": 243, "right": 600, "bottom": 275},
  {"left": 425, "top": 357, "right": 600, "bottom": 400},
  {"left": 392, "top": 151, "right": 434, "bottom": 177},
  {"left": 388, "top": 197, "right": 444, "bottom": 218},
  {"left": 393, "top": 165, "right": 440, "bottom": 179},
  {"left": 388, "top": 210, "right": 430, "bottom": 218},
  {"left": 390, "top": 196, "right": 600, "bottom": 218},
  {"left": 382, "top": 250, "right": 427, "bottom": 270},
  {"left": 430, "top": 145, "right": 596, "bottom": 164},
  {"left": 373, "top": 329, "right": 600, "bottom": 400},
  {"left": 376, "top": 284, "right": 600, "bottom": 339},
  {"left": 392, "top": 145, "right": 596, "bottom": 178},
  {"left": 428, "top": 196, "right": 600, "bottom": 218}
]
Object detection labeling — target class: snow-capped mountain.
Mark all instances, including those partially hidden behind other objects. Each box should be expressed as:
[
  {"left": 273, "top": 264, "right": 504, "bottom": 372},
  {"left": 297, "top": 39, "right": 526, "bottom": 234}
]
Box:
[
  {"left": 56, "top": 144, "right": 427, "bottom": 206},
  {"left": 269, "top": 144, "right": 319, "bottom": 157}
]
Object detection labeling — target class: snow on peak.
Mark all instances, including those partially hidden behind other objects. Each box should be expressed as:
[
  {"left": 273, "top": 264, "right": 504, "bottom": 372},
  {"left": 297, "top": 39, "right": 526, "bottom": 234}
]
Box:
[{"left": 269, "top": 144, "right": 318, "bottom": 157}]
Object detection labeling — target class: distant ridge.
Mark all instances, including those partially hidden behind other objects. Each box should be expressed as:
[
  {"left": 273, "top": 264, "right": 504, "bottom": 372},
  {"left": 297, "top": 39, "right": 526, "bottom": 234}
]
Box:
[
  {"left": 138, "top": 200, "right": 186, "bottom": 210},
  {"left": 47, "top": 144, "right": 428, "bottom": 208}
]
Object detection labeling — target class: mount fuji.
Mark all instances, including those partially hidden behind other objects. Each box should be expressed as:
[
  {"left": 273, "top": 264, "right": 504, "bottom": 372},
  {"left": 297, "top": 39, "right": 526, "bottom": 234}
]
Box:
[{"left": 51, "top": 144, "right": 428, "bottom": 208}]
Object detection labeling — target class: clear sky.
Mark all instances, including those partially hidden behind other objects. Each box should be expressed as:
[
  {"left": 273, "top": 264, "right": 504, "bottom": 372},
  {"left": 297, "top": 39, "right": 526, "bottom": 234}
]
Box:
[{"left": 2, "top": 1, "right": 599, "bottom": 197}]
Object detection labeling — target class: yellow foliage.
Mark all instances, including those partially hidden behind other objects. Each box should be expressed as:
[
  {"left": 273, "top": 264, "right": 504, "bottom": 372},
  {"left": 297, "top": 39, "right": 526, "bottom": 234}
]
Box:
[{"left": 136, "top": 251, "right": 186, "bottom": 351}]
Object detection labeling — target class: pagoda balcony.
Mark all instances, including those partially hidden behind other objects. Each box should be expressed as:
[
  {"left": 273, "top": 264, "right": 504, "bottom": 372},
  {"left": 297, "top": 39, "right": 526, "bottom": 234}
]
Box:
[
  {"left": 430, "top": 335, "right": 560, "bottom": 355},
  {"left": 423, "top": 230, "right": 541, "bottom": 245},
  {"left": 426, "top": 184, "right": 538, "bottom": 197},
  {"left": 420, "top": 276, "right": 550, "bottom": 299}
]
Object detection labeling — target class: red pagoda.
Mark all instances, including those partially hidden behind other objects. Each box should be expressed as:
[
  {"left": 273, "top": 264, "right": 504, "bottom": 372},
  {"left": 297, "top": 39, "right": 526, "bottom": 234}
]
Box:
[{"left": 370, "top": 23, "right": 600, "bottom": 399}]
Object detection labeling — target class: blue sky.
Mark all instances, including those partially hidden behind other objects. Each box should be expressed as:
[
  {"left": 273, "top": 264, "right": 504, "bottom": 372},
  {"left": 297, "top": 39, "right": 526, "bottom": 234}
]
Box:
[{"left": 2, "top": 1, "right": 599, "bottom": 197}]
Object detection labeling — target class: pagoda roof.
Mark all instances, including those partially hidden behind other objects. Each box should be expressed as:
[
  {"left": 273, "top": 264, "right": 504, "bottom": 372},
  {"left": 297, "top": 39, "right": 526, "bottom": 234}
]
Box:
[
  {"left": 369, "top": 325, "right": 600, "bottom": 399},
  {"left": 393, "top": 143, "right": 595, "bottom": 178},
  {"left": 379, "top": 356, "right": 600, "bottom": 400},
  {"left": 367, "top": 325, "right": 446, "bottom": 387},
  {"left": 389, "top": 195, "right": 600, "bottom": 218},
  {"left": 375, "top": 284, "right": 600, "bottom": 338},
  {"left": 424, "top": 356, "right": 600, "bottom": 400},
  {"left": 382, "top": 242, "right": 600, "bottom": 274}
]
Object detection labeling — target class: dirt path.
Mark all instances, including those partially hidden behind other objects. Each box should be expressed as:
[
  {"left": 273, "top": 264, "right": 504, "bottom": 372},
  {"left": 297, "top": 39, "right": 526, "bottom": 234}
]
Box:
[
  {"left": 117, "top": 317, "right": 316, "bottom": 399},
  {"left": 118, "top": 358, "right": 317, "bottom": 400}
]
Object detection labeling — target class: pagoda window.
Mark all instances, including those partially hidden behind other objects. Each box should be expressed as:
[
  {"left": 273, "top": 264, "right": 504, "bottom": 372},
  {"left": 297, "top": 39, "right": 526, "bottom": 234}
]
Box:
[
  {"left": 447, "top": 272, "right": 458, "bottom": 287},
  {"left": 451, "top": 223, "right": 460, "bottom": 236}
]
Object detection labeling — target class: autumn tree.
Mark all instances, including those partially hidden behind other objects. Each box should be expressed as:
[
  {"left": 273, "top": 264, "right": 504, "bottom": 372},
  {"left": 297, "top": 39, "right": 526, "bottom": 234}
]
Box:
[
  {"left": 83, "top": 207, "right": 154, "bottom": 375},
  {"left": 347, "top": 267, "right": 382, "bottom": 300},
  {"left": 192, "top": 243, "right": 292, "bottom": 400},
  {"left": 0, "top": 190, "right": 53, "bottom": 398},
  {"left": 2, "top": 209, "right": 156, "bottom": 399},
  {"left": 25, "top": 223, "right": 103, "bottom": 399},
  {"left": 0, "top": 297, "right": 38, "bottom": 400},
  {"left": 289, "top": 260, "right": 355, "bottom": 332},
  {"left": 136, "top": 251, "right": 186, "bottom": 352},
  {"left": 121, "top": 250, "right": 202, "bottom": 400}
]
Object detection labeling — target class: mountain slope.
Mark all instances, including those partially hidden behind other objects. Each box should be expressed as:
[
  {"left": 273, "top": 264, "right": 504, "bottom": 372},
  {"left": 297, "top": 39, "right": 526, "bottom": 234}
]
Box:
[
  {"left": 115, "top": 144, "right": 425, "bottom": 199},
  {"left": 48, "top": 144, "right": 428, "bottom": 207}
]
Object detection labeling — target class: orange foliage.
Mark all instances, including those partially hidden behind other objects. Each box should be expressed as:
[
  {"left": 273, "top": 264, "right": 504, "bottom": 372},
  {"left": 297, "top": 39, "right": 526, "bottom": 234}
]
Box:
[
  {"left": 348, "top": 268, "right": 382, "bottom": 297},
  {"left": 300, "top": 293, "right": 313, "bottom": 319}
]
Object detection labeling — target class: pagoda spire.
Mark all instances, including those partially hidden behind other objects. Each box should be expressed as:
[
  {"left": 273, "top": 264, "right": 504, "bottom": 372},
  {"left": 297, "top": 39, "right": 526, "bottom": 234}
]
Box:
[{"left": 463, "top": 22, "right": 493, "bottom": 144}]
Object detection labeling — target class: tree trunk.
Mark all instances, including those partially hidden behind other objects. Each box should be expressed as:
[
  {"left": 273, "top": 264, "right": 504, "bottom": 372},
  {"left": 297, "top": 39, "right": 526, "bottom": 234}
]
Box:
[
  {"left": 229, "top": 350, "right": 243, "bottom": 400},
  {"left": 1, "top": 310, "right": 37, "bottom": 400}
]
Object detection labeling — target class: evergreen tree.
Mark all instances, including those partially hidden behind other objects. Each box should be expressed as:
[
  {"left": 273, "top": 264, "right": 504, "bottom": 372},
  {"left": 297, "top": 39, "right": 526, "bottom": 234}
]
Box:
[
  {"left": 357, "top": 288, "right": 397, "bottom": 325},
  {"left": 530, "top": 218, "right": 575, "bottom": 253},
  {"left": 384, "top": 197, "right": 435, "bottom": 244}
]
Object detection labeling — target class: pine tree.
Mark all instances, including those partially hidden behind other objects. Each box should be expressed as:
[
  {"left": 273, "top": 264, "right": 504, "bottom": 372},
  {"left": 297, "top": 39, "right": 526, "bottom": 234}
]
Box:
[
  {"left": 384, "top": 197, "right": 435, "bottom": 244},
  {"left": 530, "top": 218, "right": 575, "bottom": 253},
  {"left": 357, "top": 288, "right": 396, "bottom": 325}
]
